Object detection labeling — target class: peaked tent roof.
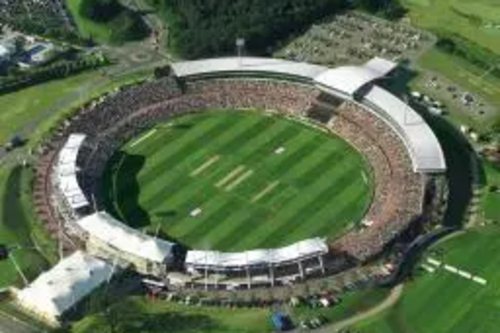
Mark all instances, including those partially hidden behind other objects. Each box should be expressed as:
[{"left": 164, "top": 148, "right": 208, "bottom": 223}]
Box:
[{"left": 16, "top": 251, "right": 113, "bottom": 321}]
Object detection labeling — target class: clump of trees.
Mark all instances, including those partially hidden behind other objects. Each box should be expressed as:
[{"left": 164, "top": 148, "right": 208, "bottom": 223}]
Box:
[
  {"left": 352, "top": 0, "right": 406, "bottom": 19},
  {"left": 79, "top": 0, "right": 150, "bottom": 44},
  {"left": 153, "top": 0, "right": 346, "bottom": 59},
  {"left": 150, "top": 0, "right": 406, "bottom": 58},
  {"left": 0, "top": 53, "right": 110, "bottom": 94},
  {"left": 79, "top": 0, "right": 123, "bottom": 22}
]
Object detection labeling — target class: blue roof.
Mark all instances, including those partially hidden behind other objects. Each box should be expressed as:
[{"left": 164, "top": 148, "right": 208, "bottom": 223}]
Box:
[{"left": 27, "top": 44, "right": 47, "bottom": 57}]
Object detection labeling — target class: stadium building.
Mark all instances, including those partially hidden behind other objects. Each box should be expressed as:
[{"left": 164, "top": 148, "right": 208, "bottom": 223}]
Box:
[{"left": 24, "top": 56, "right": 447, "bottom": 322}]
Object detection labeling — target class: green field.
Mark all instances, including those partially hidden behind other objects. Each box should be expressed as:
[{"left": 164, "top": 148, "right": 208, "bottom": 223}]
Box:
[
  {"left": 66, "top": 0, "right": 148, "bottom": 45},
  {"left": 71, "top": 288, "right": 391, "bottom": 333},
  {"left": 355, "top": 226, "right": 500, "bottom": 333},
  {"left": 102, "top": 110, "right": 373, "bottom": 251},
  {"left": 0, "top": 71, "right": 104, "bottom": 145},
  {"left": 402, "top": 0, "right": 500, "bottom": 54},
  {"left": 0, "top": 165, "right": 56, "bottom": 288}
]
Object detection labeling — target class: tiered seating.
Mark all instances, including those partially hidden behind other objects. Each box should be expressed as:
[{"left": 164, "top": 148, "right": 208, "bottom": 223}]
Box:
[
  {"left": 33, "top": 75, "right": 426, "bottom": 269},
  {"left": 327, "top": 102, "right": 424, "bottom": 260}
]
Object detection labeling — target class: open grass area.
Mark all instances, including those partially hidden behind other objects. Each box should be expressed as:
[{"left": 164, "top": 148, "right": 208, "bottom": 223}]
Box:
[
  {"left": 354, "top": 225, "right": 500, "bottom": 333},
  {"left": 418, "top": 49, "right": 500, "bottom": 108},
  {"left": 72, "top": 296, "right": 273, "bottom": 333},
  {"left": 0, "top": 71, "right": 104, "bottom": 145},
  {"left": 102, "top": 110, "right": 373, "bottom": 251},
  {"left": 0, "top": 165, "right": 56, "bottom": 288},
  {"left": 0, "top": 69, "right": 153, "bottom": 148},
  {"left": 401, "top": 0, "right": 500, "bottom": 55},
  {"left": 66, "top": 0, "right": 149, "bottom": 45}
]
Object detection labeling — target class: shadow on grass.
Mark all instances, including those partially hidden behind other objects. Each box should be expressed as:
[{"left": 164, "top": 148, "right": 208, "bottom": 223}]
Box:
[
  {"left": 423, "top": 113, "right": 480, "bottom": 228},
  {"left": 101, "top": 151, "right": 151, "bottom": 229},
  {"left": 1, "top": 166, "right": 49, "bottom": 280},
  {"left": 383, "top": 68, "right": 478, "bottom": 228},
  {"left": 2, "top": 167, "right": 31, "bottom": 237}
]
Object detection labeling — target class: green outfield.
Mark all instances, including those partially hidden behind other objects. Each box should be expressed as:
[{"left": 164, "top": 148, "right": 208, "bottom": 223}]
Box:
[
  {"left": 101, "top": 110, "right": 373, "bottom": 251},
  {"left": 355, "top": 226, "right": 500, "bottom": 333}
]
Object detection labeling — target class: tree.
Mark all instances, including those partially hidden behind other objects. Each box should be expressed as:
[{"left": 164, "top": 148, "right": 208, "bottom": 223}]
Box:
[
  {"left": 80, "top": 0, "right": 122, "bottom": 22},
  {"left": 155, "top": 0, "right": 345, "bottom": 58}
]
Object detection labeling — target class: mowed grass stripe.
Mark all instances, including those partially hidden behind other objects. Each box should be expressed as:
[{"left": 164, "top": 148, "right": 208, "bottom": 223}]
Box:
[
  {"left": 254, "top": 164, "right": 362, "bottom": 248},
  {"left": 256, "top": 140, "right": 350, "bottom": 209},
  {"left": 220, "top": 125, "right": 304, "bottom": 198},
  {"left": 174, "top": 196, "right": 232, "bottom": 240},
  {"left": 143, "top": 116, "right": 289, "bottom": 209},
  {"left": 198, "top": 205, "right": 258, "bottom": 249},
  {"left": 127, "top": 113, "right": 219, "bottom": 157},
  {"left": 139, "top": 115, "right": 271, "bottom": 205},
  {"left": 183, "top": 198, "right": 256, "bottom": 248},
  {"left": 103, "top": 111, "right": 373, "bottom": 252},
  {"left": 137, "top": 114, "right": 250, "bottom": 185},
  {"left": 185, "top": 119, "right": 300, "bottom": 193},
  {"left": 162, "top": 118, "right": 304, "bottom": 240},
  {"left": 238, "top": 154, "right": 357, "bottom": 249},
  {"left": 212, "top": 209, "right": 270, "bottom": 251},
  {"left": 145, "top": 117, "right": 295, "bottom": 233},
  {"left": 273, "top": 140, "right": 344, "bottom": 184},
  {"left": 230, "top": 130, "right": 332, "bottom": 206},
  {"left": 288, "top": 180, "right": 369, "bottom": 241}
]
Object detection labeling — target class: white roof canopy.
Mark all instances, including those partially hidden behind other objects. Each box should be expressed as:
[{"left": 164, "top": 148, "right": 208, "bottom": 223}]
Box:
[
  {"left": 16, "top": 251, "right": 113, "bottom": 321},
  {"left": 314, "top": 66, "right": 382, "bottom": 96},
  {"left": 185, "top": 238, "right": 328, "bottom": 269},
  {"left": 314, "top": 58, "right": 396, "bottom": 97},
  {"left": 171, "top": 56, "right": 445, "bottom": 174},
  {"left": 362, "top": 85, "right": 446, "bottom": 172},
  {"left": 172, "top": 56, "right": 396, "bottom": 98},
  {"left": 76, "top": 212, "right": 175, "bottom": 263},
  {"left": 171, "top": 57, "right": 327, "bottom": 80},
  {"left": 364, "top": 57, "right": 398, "bottom": 76},
  {"left": 56, "top": 134, "right": 89, "bottom": 210}
]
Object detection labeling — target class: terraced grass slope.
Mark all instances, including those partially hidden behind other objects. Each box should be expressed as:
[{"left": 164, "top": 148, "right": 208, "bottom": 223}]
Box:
[
  {"left": 101, "top": 110, "right": 372, "bottom": 251},
  {"left": 355, "top": 226, "right": 500, "bottom": 333},
  {"left": 402, "top": 0, "right": 500, "bottom": 54}
]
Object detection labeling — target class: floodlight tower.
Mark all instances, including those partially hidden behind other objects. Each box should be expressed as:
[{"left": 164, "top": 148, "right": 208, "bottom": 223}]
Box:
[{"left": 236, "top": 38, "right": 246, "bottom": 67}]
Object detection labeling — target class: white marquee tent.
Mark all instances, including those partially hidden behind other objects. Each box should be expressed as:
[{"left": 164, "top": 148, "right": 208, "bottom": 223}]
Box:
[{"left": 16, "top": 251, "right": 113, "bottom": 325}]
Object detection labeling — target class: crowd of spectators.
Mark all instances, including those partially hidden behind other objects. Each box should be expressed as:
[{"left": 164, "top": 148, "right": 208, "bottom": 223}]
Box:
[
  {"left": 329, "top": 102, "right": 425, "bottom": 260},
  {"left": 33, "top": 75, "right": 426, "bottom": 279}
]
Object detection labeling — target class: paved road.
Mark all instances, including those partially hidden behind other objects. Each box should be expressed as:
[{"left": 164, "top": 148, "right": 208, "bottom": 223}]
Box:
[
  {"left": 319, "top": 284, "right": 404, "bottom": 333},
  {"left": 291, "top": 284, "right": 404, "bottom": 333}
]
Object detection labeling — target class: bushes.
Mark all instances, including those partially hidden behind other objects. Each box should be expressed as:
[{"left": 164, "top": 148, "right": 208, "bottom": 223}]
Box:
[
  {"left": 73, "top": 0, "right": 150, "bottom": 44},
  {"left": 0, "top": 53, "right": 110, "bottom": 94},
  {"left": 79, "top": 0, "right": 122, "bottom": 22},
  {"left": 352, "top": 0, "right": 406, "bottom": 19}
]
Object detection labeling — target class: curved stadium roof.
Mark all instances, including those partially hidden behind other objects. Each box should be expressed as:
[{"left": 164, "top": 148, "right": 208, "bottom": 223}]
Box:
[
  {"left": 76, "top": 212, "right": 175, "bottom": 263},
  {"left": 171, "top": 56, "right": 327, "bottom": 81},
  {"left": 172, "top": 56, "right": 445, "bottom": 173}
]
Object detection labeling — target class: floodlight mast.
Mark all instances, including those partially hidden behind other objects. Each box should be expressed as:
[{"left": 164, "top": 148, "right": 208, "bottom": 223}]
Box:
[{"left": 236, "top": 38, "right": 245, "bottom": 67}]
